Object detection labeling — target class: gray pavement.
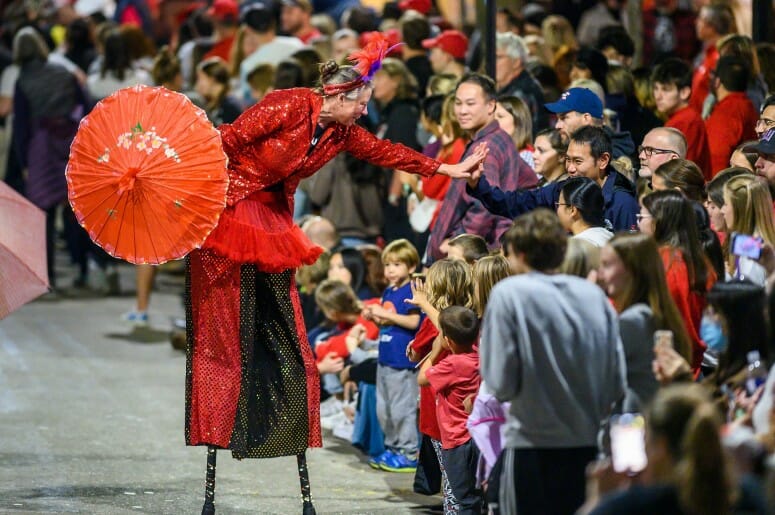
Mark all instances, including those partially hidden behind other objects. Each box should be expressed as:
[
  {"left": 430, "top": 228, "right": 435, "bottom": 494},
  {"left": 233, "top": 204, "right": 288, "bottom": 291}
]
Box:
[{"left": 0, "top": 256, "right": 440, "bottom": 514}]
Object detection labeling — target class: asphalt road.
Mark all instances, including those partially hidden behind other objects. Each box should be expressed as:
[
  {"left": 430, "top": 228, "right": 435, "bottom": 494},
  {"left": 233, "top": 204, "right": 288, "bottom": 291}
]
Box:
[{"left": 0, "top": 258, "right": 440, "bottom": 514}]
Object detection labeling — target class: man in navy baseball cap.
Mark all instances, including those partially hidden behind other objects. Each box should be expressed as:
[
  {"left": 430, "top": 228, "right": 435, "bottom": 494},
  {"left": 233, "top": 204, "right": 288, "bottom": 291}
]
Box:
[
  {"left": 545, "top": 87, "right": 603, "bottom": 138},
  {"left": 746, "top": 128, "right": 775, "bottom": 189},
  {"left": 545, "top": 87, "right": 636, "bottom": 163}
]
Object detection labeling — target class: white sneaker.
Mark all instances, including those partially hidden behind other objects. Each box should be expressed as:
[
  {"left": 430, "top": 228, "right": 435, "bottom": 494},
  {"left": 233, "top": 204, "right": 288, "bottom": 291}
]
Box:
[
  {"left": 319, "top": 396, "right": 343, "bottom": 418},
  {"left": 321, "top": 410, "right": 347, "bottom": 431},
  {"left": 332, "top": 419, "right": 354, "bottom": 441}
]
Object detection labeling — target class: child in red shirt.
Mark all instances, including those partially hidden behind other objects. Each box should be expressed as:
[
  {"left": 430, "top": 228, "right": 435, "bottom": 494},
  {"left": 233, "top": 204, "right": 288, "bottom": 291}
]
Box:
[
  {"left": 406, "top": 258, "right": 475, "bottom": 512},
  {"left": 419, "top": 306, "right": 483, "bottom": 514}
]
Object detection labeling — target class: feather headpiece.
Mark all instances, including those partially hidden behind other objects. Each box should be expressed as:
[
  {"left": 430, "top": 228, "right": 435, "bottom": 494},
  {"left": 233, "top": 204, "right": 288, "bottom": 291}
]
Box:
[{"left": 322, "top": 32, "right": 402, "bottom": 96}]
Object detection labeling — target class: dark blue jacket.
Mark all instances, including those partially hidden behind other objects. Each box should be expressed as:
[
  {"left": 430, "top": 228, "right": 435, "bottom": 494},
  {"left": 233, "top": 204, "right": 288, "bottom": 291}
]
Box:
[{"left": 466, "top": 167, "right": 639, "bottom": 232}]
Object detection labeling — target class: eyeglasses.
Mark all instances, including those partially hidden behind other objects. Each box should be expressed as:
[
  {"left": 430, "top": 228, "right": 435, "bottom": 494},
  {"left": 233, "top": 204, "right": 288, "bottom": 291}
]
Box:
[
  {"left": 635, "top": 213, "right": 652, "bottom": 222},
  {"left": 555, "top": 202, "right": 570, "bottom": 209},
  {"left": 756, "top": 118, "right": 775, "bottom": 130},
  {"left": 638, "top": 145, "right": 678, "bottom": 159}
]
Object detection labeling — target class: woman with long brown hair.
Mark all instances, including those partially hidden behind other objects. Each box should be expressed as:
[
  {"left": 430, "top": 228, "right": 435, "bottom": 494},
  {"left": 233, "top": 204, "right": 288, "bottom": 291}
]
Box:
[
  {"left": 598, "top": 233, "right": 693, "bottom": 410},
  {"left": 721, "top": 174, "right": 775, "bottom": 285},
  {"left": 639, "top": 190, "right": 717, "bottom": 373}
]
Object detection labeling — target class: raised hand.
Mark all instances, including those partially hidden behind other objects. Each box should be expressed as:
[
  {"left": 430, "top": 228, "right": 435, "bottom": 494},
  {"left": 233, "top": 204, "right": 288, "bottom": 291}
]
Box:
[
  {"left": 405, "top": 278, "right": 429, "bottom": 310},
  {"left": 436, "top": 142, "right": 489, "bottom": 179}
]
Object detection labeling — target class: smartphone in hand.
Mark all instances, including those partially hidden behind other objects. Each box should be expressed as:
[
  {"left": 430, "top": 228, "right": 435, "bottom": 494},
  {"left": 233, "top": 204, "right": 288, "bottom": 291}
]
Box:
[
  {"left": 731, "top": 232, "right": 764, "bottom": 260},
  {"left": 610, "top": 413, "right": 647, "bottom": 474}
]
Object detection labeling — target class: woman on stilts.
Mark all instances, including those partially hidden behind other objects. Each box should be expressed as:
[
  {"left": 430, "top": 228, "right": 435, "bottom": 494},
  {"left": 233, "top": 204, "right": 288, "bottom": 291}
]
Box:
[{"left": 184, "top": 35, "right": 487, "bottom": 514}]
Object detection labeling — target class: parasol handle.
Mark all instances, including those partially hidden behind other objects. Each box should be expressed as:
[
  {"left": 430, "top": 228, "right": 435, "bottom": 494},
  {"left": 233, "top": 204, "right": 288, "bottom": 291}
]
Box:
[{"left": 117, "top": 167, "right": 140, "bottom": 194}]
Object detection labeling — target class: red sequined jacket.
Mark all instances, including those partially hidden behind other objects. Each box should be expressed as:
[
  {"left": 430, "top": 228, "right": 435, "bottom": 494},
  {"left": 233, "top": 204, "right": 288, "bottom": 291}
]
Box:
[{"left": 202, "top": 88, "right": 441, "bottom": 270}]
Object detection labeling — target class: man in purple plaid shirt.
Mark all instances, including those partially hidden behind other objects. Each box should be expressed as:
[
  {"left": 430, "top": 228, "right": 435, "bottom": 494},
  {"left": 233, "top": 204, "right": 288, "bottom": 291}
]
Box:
[{"left": 425, "top": 73, "right": 538, "bottom": 265}]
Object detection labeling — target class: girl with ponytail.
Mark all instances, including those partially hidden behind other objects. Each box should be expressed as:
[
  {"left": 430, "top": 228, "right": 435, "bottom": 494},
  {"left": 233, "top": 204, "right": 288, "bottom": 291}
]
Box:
[{"left": 583, "top": 384, "right": 733, "bottom": 515}]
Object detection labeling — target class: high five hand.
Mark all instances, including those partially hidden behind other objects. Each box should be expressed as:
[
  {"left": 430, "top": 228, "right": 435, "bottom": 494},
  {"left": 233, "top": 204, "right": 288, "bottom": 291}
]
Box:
[{"left": 437, "top": 142, "right": 488, "bottom": 179}]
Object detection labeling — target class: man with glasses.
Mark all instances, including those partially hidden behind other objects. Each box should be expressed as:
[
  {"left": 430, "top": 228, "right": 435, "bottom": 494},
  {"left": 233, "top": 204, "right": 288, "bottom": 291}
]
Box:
[
  {"left": 745, "top": 128, "right": 775, "bottom": 196},
  {"left": 466, "top": 126, "right": 639, "bottom": 231},
  {"left": 755, "top": 95, "right": 775, "bottom": 138},
  {"left": 637, "top": 127, "right": 686, "bottom": 179}
]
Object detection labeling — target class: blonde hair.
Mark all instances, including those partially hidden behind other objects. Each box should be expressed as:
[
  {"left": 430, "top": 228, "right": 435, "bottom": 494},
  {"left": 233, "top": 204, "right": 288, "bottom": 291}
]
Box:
[
  {"left": 724, "top": 175, "right": 775, "bottom": 246},
  {"left": 314, "top": 279, "right": 362, "bottom": 315},
  {"left": 377, "top": 57, "right": 418, "bottom": 100},
  {"left": 427, "top": 73, "right": 459, "bottom": 96},
  {"left": 381, "top": 238, "right": 420, "bottom": 268},
  {"left": 560, "top": 238, "right": 600, "bottom": 278},
  {"left": 472, "top": 255, "right": 510, "bottom": 316},
  {"left": 425, "top": 259, "right": 474, "bottom": 311},
  {"left": 541, "top": 15, "right": 577, "bottom": 55}
]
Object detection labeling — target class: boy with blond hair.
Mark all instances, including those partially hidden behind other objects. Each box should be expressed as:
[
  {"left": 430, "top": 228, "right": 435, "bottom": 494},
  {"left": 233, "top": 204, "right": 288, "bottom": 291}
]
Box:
[{"left": 364, "top": 239, "right": 423, "bottom": 472}]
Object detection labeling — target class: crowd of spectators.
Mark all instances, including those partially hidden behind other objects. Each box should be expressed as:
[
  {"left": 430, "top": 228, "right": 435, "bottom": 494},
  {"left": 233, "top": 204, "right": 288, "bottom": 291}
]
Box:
[{"left": 5, "top": 0, "right": 775, "bottom": 512}]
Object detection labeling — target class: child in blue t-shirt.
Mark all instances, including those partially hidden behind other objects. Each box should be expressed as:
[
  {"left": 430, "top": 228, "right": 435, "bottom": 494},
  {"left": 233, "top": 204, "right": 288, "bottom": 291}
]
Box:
[{"left": 362, "top": 238, "right": 422, "bottom": 472}]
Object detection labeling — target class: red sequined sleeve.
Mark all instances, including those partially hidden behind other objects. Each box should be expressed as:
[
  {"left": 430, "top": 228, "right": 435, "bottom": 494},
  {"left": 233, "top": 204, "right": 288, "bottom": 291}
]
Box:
[
  {"left": 218, "top": 90, "right": 300, "bottom": 155},
  {"left": 344, "top": 123, "right": 440, "bottom": 177}
]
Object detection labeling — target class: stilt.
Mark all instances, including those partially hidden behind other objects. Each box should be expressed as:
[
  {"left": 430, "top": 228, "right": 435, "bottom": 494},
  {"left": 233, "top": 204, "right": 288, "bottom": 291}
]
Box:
[
  {"left": 201, "top": 446, "right": 217, "bottom": 515},
  {"left": 297, "top": 453, "right": 316, "bottom": 515}
]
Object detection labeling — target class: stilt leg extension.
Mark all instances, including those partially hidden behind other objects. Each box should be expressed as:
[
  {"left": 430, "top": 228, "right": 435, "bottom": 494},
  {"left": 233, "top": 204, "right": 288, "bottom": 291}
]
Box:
[
  {"left": 297, "top": 452, "right": 316, "bottom": 515},
  {"left": 201, "top": 446, "right": 217, "bottom": 515}
]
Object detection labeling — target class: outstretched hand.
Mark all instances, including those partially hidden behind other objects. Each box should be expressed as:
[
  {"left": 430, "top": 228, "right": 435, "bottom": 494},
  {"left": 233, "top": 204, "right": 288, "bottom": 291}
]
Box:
[{"left": 437, "top": 142, "right": 488, "bottom": 179}]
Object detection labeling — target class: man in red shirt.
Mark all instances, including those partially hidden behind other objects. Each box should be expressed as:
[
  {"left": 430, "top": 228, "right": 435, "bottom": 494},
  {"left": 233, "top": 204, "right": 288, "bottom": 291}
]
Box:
[
  {"left": 652, "top": 58, "right": 711, "bottom": 179},
  {"left": 203, "top": 0, "right": 239, "bottom": 63},
  {"left": 690, "top": 3, "right": 735, "bottom": 115},
  {"left": 281, "top": 0, "right": 322, "bottom": 44},
  {"left": 705, "top": 55, "right": 758, "bottom": 177}
]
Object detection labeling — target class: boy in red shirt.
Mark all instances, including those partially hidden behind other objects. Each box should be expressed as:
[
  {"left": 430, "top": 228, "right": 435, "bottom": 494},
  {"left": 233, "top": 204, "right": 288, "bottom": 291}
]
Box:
[
  {"left": 652, "top": 58, "right": 712, "bottom": 179},
  {"left": 419, "top": 306, "right": 482, "bottom": 514}
]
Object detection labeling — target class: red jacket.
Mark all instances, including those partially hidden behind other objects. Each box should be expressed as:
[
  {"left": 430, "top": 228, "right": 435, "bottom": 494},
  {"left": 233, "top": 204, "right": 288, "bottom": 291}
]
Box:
[
  {"left": 206, "top": 88, "right": 439, "bottom": 270},
  {"left": 411, "top": 317, "right": 446, "bottom": 441},
  {"left": 704, "top": 92, "right": 758, "bottom": 177},
  {"left": 660, "top": 247, "right": 716, "bottom": 371},
  {"left": 667, "top": 106, "right": 712, "bottom": 180}
]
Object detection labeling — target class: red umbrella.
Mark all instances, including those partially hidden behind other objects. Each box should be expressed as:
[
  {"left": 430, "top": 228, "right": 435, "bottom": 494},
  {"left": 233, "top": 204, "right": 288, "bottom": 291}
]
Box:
[
  {"left": 0, "top": 182, "right": 48, "bottom": 319},
  {"left": 66, "top": 85, "right": 229, "bottom": 265}
]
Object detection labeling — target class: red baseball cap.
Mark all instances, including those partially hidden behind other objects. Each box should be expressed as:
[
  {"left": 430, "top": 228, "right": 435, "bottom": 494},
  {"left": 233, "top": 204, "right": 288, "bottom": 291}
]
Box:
[
  {"left": 207, "top": 0, "right": 239, "bottom": 21},
  {"left": 422, "top": 30, "right": 468, "bottom": 60},
  {"left": 398, "top": 0, "right": 431, "bottom": 14}
]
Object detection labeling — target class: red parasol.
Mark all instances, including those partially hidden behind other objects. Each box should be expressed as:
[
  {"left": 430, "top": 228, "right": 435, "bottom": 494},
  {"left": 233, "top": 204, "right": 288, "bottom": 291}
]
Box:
[
  {"left": 0, "top": 182, "right": 48, "bottom": 319},
  {"left": 66, "top": 85, "right": 229, "bottom": 265}
]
